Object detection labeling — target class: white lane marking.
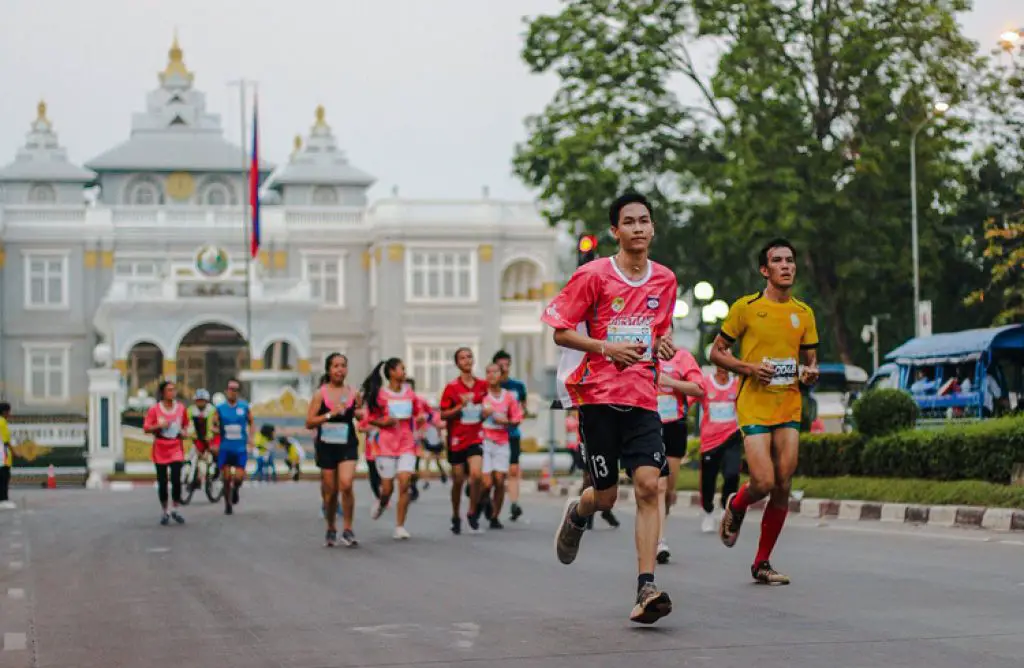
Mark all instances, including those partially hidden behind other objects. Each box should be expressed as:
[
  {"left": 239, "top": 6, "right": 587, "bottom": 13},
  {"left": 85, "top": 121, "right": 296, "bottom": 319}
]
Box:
[
  {"left": 998, "top": 540, "right": 1024, "bottom": 547},
  {"left": 10, "top": 543, "right": 22, "bottom": 550},
  {"left": 10, "top": 530, "right": 21, "bottom": 537},
  {"left": 351, "top": 624, "right": 418, "bottom": 639},
  {"left": 109, "top": 481, "right": 134, "bottom": 492},
  {"left": 451, "top": 622, "right": 480, "bottom": 650},
  {"left": 8, "top": 561, "right": 23, "bottom": 570},
  {"left": 3, "top": 632, "right": 27, "bottom": 651},
  {"left": 146, "top": 547, "right": 170, "bottom": 554},
  {"left": 7, "top": 589, "right": 24, "bottom": 600}
]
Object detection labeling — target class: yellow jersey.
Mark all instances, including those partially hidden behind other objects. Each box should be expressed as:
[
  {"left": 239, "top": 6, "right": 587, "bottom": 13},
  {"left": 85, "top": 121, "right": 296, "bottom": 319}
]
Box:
[
  {"left": 0, "top": 417, "right": 11, "bottom": 467},
  {"left": 719, "top": 292, "right": 818, "bottom": 427}
]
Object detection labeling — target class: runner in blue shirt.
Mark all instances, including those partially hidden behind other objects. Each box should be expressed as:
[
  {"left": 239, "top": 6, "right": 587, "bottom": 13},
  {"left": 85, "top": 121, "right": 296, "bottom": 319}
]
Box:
[
  {"left": 494, "top": 350, "right": 528, "bottom": 522},
  {"left": 214, "top": 378, "right": 253, "bottom": 515}
]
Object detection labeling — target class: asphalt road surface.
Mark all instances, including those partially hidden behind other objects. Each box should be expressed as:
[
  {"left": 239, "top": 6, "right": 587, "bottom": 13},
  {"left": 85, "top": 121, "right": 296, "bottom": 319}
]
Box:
[{"left": 1, "top": 480, "right": 1022, "bottom": 668}]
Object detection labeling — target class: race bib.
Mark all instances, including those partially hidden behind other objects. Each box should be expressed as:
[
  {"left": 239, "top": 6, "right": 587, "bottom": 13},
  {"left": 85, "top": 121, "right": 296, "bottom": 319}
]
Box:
[
  {"left": 566, "top": 431, "right": 578, "bottom": 445},
  {"left": 223, "top": 424, "right": 243, "bottom": 441},
  {"left": 388, "top": 399, "right": 413, "bottom": 420},
  {"left": 160, "top": 422, "right": 181, "bottom": 439},
  {"left": 709, "top": 402, "right": 736, "bottom": 423},
  {"left": 321, "top": 423, "right": 350, "bottom": 444},
  {"left": 461, "top": 403, "right": 482, "bottom": 424},
  {"left": 657, "top": 394, "right": 679, "bottom": 421},
  {"left": 766, "top": 357, "right": 797, "bottom": 386},
  {"left": 606, "top": 324, "right": 652, "bottom": 362},
  {"left": 484, "top": 411, "right": 506, "bottom": 430}
]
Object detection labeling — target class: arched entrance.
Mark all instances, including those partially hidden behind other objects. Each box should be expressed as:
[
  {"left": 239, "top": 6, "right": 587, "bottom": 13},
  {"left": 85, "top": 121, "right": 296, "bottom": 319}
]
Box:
[
  {"left": 261, "top": 340, "right": 298, "bottom": 371},
  {"left": 126, "top": 342, "right": 163, "bottom": 397},
  {"left": 176, "top": 323, "right": 249, "bottom": 398}
]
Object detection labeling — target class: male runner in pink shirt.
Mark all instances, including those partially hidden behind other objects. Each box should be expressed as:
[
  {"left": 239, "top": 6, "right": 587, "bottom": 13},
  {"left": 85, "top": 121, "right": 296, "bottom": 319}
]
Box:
[{"left": 543, "top": 192, "right": 678, "bottom": 625}]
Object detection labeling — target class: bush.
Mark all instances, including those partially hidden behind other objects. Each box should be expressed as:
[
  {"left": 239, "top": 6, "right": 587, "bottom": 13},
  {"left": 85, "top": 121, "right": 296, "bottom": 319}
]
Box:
[
  {"left": 852, "top": 388, "right": 918, "bottom": 438},
  {"left": 796, "top": 432, "right": 867, "bottom": 477},
  {"left": 861, "top": 416, "right": 1024, "bottom": 483}
]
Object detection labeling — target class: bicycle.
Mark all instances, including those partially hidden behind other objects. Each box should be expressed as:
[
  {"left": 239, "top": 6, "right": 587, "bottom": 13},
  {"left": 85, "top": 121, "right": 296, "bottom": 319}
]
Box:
[{"left": 179, "top": 441, "right": 223, "bottom": 505}]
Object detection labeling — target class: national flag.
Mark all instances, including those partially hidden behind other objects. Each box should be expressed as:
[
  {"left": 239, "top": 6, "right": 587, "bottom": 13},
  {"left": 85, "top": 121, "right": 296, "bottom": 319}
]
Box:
[{"left": 249, "top": 93, "right": 261, "bottom": 259}]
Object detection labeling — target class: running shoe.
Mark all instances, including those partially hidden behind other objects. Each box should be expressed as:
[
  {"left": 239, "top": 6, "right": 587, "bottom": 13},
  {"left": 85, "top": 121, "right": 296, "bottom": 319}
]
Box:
[
  {"left": 601, "top": 509, "right": 620, "bottom": 528},
  {"left": 656, "top": 539, "right": 670, "bottom": 564},
  {"left": 752, "top": 560, "right": 790, "bottom": 585},
  {"left": 467, "top": 512, "right": 481, "bottom": 533},
  {"left": 719, "top": 493, "right": 745, "bottom": 548},
  {"left": 325, "top": 530, "right": 337, "bottom": 548},
  {"left": 629, "top": 583, "right": 673, "bottom": 624},
  {"left": 393, "top": 526, "right": 411, "bottom": 540},
  {"left": 451, "top": 516, "right": 461, "bottom": 535},
  {"left": 160, "top": 513, "right": 170, "bottom": 526},
  {"left": 509, "top": 502, "right": 523, "bottom": 522},
  {"left": 482, "top": 499, "right": 494, "bottom": 521},
  {"left": 554, "top": 498, "right": 586, "bottom": 565},
  {"left": 340, "top": 529, "right": 358, "bottom": 547},
  {"left": 701, "top": 511, "right": 716, "bottom": 533},
  {"left": 170, "top": 510, "right": 185, "bottom": 525},
  {"left": 224, "top": 505, "right": 233, "bottom": 515},
  {"left": 371, "top": 502, "right": 386, "bottom": 520},
  {"left": 489, "top": 517, "right": 504, "bottom": 530}
]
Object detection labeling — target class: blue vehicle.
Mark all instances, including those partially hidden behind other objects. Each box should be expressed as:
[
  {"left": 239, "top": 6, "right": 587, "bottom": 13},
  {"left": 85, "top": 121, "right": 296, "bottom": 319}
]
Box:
[{"left": 865, "top": 325, "right": 1024, "bottom": 424}]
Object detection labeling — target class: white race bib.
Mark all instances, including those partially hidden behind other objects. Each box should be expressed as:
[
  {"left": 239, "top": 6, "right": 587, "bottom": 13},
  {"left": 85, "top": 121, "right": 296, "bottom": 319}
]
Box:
[
  {"left": 657, "top": 394, "right": 679, "bottom": 421},
  {"left": 484, "top": 411, "right": 506, "bottom": 430},
  {"left": 709, "top": 402, "right": 736, "bottom": 423},
  {"left": 606, "top": 324, "right": 652, "bottom": 362},
  {"left": 388, "top": 399, "right": 413, "bottom": 420},
  {"left": 461, "top": 403, "right": 482, "bottom": 424},
  {"left": 566, "top": 431, "right": 578, "bottom": 445},
  {"left": 321, "top": 423, "right": 350, "bottom": 444},
  {"left": 160, "top": 422, "right": 181, "bottom": 439},
  {"left": 766, "top": 357, "right": 798, "bottom": 386},
  {"left": 224, "top": 424, "right": 243, "bottom": 441}
]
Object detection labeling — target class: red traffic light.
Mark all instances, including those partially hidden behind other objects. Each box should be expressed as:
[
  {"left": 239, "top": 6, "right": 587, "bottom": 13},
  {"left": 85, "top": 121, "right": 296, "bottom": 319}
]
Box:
[{"left": 578, "top": 235, "right": 597, "bottom": 253}]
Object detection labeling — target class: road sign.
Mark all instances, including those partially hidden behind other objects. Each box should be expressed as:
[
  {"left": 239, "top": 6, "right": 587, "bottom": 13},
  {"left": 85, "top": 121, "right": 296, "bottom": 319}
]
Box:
[{"left": 918, "top": 300, "right": 932, "bottom": 337}]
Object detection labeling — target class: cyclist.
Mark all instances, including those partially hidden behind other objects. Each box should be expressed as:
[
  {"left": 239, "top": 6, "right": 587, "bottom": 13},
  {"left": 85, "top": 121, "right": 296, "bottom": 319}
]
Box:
[{"left": 187, "top": 389, "right": 219, "bottom": 489}]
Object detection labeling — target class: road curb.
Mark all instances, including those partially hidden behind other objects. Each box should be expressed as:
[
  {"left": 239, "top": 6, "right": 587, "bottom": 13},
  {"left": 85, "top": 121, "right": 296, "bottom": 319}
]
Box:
[{"left": 539, "top": 482, "right": 1024, "bottom": 532}]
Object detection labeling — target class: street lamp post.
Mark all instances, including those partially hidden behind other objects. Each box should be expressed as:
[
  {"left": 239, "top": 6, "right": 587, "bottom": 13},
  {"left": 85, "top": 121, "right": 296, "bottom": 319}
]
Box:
[
  {"left": 909, "top": 101, "right": 949, "bottom": 337},
  {"left": 861, "top": 313, "right": 891, "bottom": 372}
]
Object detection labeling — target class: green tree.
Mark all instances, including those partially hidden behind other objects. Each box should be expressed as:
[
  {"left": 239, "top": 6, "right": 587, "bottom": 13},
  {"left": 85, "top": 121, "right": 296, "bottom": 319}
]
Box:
[{"left": 514, "top": 0, "right": 991, "bottom": 364}]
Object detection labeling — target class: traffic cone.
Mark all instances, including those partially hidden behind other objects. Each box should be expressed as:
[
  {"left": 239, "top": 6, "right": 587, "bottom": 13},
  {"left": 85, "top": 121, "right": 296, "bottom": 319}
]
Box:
[
  {"left": 46, "top": 464, "right": 57, "bottom": 489},
  {"left": 537, "top": 464, "right": 551, "bottom": 492}
]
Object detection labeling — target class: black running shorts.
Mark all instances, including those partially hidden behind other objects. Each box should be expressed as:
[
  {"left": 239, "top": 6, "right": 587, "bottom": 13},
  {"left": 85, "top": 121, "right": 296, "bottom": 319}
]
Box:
[
  {"left": 509, "top": 435, "right": 521, "bottom": 466},
  {"left": 662, "top": 419, "right": 688, "bottom": 459},
  {"left": 447, "top": 444, "right": 483, "bottom": 466},
  {"left": 315, "top": 442, "right": 359, "bottom": 470},
  {"left": 579, "top": 404, "right": 665, "bottom": 491}
]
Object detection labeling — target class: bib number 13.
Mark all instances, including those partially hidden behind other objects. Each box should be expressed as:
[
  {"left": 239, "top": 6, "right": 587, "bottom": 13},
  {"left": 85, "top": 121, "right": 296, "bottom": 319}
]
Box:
[{"left": 591, "top": 454, "right": 610, "bottom": 480}]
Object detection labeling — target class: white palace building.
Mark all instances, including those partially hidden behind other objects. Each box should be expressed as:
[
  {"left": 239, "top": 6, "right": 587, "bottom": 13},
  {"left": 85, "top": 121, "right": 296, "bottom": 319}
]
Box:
[{"left": 0, "top": 37, "right": 567, "bottom": 473}]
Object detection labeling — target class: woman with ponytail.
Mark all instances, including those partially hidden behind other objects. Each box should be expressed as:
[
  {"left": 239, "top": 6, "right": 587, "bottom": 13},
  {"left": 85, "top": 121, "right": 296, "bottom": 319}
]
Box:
[
  {"left": 360, "top": 358, "right": 428, "bottom": 540},
  {"left": 305, "top": 353, "right": 361, "bottom": 548}
]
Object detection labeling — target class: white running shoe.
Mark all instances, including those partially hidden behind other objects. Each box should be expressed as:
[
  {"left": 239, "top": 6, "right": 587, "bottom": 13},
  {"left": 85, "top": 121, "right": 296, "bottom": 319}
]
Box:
[
  {"left": 0, "top": 501, "right": 17, "bottom": 510},
  {"left": 701, "top": 511, "right": 716, "bottom": 533},
  {"left": 393, "top": 526, "right": 411, "bottom": 540},
  {"left": 371, "top": 502, "right": 387, "bottom": 520},
  {"left": 656, "top": 539, "right": 670, "bottom": 564}
]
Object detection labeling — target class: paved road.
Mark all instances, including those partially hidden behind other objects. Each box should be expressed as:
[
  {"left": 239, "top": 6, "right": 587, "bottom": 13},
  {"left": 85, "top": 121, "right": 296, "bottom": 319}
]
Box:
[{"left": 1, "top": 481, "right": 1022, "bottom": 668}]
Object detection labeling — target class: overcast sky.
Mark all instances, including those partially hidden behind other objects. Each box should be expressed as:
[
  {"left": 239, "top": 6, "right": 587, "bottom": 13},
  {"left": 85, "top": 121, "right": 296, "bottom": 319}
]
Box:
[{"left": 0, "top": 0, "right": 1018, "bottom": 202}]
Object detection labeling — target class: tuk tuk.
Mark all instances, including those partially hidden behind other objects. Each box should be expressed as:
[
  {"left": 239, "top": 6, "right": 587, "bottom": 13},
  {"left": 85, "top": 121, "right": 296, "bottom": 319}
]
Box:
[
  {"left": 814, "top": 363, "right": 868, "bottom": 432},
  {"left": 879, "top": 325, "right": 1024, "bottom": 423}
]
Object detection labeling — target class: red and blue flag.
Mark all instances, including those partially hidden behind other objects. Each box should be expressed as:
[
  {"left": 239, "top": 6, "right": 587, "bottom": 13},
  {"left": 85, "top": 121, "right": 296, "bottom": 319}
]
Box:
[{"left": 249, "top": 93, "right": 261, "bottom": 258}]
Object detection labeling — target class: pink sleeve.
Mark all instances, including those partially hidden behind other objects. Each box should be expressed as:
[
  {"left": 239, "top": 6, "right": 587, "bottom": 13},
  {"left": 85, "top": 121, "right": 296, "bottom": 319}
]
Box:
[
  {"left": 414, "top": 395, "right": 429, "bottom": 417},
  {"left": 540, "top": 268, "right": 598, "bottom": 330},
  {"left": 143, "top": 406, "right": 158, "bottom": 431},
  {"left": 509, "top": 396, "right": 524, "bottom": 423},
  {"left": 654, "top": 274, "right": 679, "bottom": 338},
  {"left": 179, "top": 406, "right": 190, "bottom": 429},
  {"left": 682, "top": 354, "right": 703, "bottom": 384}
]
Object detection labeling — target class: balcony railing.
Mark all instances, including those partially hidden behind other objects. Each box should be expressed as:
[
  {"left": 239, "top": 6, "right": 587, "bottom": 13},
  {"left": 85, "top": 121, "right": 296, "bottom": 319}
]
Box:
[{"left": 500, "top": 300, "right": 543, "bottom": 334}]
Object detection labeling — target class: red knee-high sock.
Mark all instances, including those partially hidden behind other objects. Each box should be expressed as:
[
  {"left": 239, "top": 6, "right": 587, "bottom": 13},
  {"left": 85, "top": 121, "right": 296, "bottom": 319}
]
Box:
[
  {"left": 755, "top": 504, "right": 788, "bottom": 565},
  {"left": 730, "top": 482, "right": 754, "bottom": 511}
]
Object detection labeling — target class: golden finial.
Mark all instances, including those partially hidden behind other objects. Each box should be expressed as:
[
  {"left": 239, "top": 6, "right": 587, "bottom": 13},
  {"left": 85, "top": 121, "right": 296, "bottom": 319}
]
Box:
[
  {"left": 160, "top": 30, "right": 193, "bottom": 83},
  {"left": 36, "top": 100, "right": 48, "bottom": 122},
  {"left": 314, "top": 105, "right": 328, "bottom": 128},
  {"left": 292, "top": 134, "right": 303, "bottom": 155}
]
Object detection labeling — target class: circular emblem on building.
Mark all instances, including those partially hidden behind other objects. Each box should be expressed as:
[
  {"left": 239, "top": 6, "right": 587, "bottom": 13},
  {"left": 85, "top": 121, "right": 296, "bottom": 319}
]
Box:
[
  {"left": 166, "top": 172, "right": 196, "bottom": 201},
  {"left": 195, "top": 245, "right": 229, "bottom": 277}
]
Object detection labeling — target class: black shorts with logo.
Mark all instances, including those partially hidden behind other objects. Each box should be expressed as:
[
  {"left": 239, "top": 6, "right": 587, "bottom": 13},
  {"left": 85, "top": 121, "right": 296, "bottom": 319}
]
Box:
[
  {"left": 579, "top": 404, "right": 665, "bottom": 491},
  {"left": 447, "top": 443, "right": 483, "bottom": 467}
]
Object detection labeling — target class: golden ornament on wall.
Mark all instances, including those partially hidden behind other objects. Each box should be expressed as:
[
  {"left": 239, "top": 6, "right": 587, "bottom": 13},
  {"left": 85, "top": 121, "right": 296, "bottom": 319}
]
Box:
[
  {"left": 166, "top": 172, "right": 195, "bottom": 201},
  {"left": 14, "top": 441, "right": 52, "bottom": 463}
]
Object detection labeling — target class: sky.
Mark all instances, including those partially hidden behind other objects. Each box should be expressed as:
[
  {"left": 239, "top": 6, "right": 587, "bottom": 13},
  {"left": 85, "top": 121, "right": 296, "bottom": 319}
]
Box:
[{"left": 0, "top": 0, "right": 1019, "bottom": 203}]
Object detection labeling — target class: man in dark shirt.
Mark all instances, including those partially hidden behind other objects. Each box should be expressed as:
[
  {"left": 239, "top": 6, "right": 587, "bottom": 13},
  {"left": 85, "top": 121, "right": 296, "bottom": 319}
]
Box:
[{"left": 494, "top": 350, "right": 528, "bottom": 521}]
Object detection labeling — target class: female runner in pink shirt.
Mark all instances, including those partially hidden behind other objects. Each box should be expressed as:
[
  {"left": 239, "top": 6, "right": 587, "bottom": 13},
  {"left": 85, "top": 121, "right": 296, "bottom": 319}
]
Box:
[
  {"left": 144, "top": 380, "right": 190, "bottom": 526},
  {"left": 696, "top": 365, "right": 742, "bottom": 533},
  {"left": 360, "top": 358, "right": 428, "bottom": 540},
  {"left": 480, "top": 362, "right": 523, "bottom": 529}
]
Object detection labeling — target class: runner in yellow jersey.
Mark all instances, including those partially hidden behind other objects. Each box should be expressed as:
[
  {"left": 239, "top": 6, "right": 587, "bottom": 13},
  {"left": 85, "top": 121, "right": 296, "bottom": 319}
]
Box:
[{"left": 709, "top": 238, "right": 819, "bottom": 585}]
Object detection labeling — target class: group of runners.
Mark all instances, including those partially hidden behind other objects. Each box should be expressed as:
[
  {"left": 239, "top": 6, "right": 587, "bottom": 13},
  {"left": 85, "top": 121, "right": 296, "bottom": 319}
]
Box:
[{"left": 141, "top": 190, "right": 819, "bottom": 628}]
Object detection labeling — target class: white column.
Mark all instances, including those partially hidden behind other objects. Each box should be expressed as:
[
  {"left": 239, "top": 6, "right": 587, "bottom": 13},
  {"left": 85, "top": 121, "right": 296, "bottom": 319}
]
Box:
[{"left": 86, "top": 367, "right": 124, "bottom": 488}]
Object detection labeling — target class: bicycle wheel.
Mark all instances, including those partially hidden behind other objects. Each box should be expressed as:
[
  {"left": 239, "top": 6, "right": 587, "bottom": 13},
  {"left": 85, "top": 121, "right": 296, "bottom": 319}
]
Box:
[
  {"left": 205, "top": 465, "right": 224, "bottom": 503},
  {"left": 179, "top": 460, "right": 195, "bottom": 505}
]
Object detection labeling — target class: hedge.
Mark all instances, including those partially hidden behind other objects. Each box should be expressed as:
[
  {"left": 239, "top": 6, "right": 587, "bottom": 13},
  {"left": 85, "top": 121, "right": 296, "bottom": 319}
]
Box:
[
  {"left": 795, "top": 417, "right": 1024, "bottom": 483},
  {"left": 851, "top": 388, "right": 918, "bottom": 438}
]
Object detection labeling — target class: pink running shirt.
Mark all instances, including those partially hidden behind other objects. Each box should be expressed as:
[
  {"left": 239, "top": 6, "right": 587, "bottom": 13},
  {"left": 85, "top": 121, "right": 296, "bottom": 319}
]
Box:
[
  {"left": 481, "top": 389, "right": 523, "bottom": 446},
  {"left": 697, "top": 373, "right": 740, "bottom": 452},
  {"left": 542, "top": 257, "right": 677, "bottom": 412},
  {"left": 657, "top": 349, "right": 703, "bottom": 423},
  {"left": 565, "top": 412, "right": 580, "bottom": 451},
  {"left": 369, "top": 385, "right": 426, "bottom": 457},
  {"left": 145, "top": 401, "right": 189, "bottom": 465}
]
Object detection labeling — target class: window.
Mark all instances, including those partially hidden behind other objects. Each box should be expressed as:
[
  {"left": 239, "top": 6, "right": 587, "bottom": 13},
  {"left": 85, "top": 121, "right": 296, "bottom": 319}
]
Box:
[
  {"left": 24, "top": 252, "right": 69, "bottom": 309},
  {"left": 201, "top": 182, "right": 233, "bottom": 206},
  {"left": 24, "top": 344, "right": 70, "bottom": 403},
  {"left": 27, "top": 183, "right": 56, "bottom": 203},
  {"left": 303, "top": 253, "right": 345, "bottom": 307},
  {"left": 114, "top": 260, "right": 160, "bottom": 278},
  {"left": 312, "top": 186, "right": 338, "bottom": 205},
  {"left": 126, "top": 179, "right": 161, "bottom": 205},
  {"left": 406, "top": 249, "right": 476, "bottom": 303},
  {"left": 407, "top": 342, "right": 478, "bottom": 398}
]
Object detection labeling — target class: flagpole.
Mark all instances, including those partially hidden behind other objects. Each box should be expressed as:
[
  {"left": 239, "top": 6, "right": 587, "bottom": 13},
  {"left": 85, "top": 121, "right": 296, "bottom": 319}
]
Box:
[{"left": 228, "top": 78, "right": 256, "bottom": 359}]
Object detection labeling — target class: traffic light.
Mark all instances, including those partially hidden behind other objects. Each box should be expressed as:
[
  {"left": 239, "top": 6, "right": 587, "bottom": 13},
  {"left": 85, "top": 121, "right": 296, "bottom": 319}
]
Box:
[{"left": 577, "top": 234, "right": 598, "bottom": 266}]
